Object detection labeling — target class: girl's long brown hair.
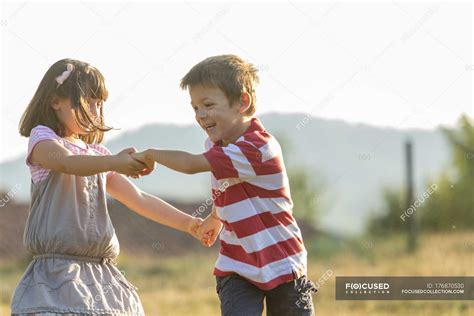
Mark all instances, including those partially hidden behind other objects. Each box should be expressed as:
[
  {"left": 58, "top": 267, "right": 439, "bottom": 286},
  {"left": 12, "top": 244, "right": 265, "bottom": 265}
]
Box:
[{"left": 19, "top": 58, "right": 112, "bottom": 143}]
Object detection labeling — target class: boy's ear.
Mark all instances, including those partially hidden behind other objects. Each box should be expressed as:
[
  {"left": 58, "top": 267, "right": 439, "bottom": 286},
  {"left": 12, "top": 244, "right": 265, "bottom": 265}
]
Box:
[{"left": 239, "top": 92, "right": 252, "bottom": 114}]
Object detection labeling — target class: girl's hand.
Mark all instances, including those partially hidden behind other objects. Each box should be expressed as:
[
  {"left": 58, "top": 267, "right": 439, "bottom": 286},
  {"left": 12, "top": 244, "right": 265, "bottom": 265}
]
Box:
[
  {"left": 187, "top": 217, "right": 204, "bottom": 240},
  {"left": 112, "top": 148, "right": 148, "bottom": 178}
]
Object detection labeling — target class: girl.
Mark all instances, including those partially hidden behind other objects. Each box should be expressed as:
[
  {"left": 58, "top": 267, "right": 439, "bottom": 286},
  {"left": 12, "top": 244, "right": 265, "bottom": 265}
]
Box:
[{"left": 11, "top": 58, "right": 203, "bottom": 315}]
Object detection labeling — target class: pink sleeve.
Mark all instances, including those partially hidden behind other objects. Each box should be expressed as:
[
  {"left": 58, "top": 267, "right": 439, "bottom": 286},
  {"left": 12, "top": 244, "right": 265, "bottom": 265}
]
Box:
[
  {"left": 90, "top": 144, "right": 116, "bottom": 179},
  {"left": 27, "top": 125, "right": 60, "bottom": 167}
]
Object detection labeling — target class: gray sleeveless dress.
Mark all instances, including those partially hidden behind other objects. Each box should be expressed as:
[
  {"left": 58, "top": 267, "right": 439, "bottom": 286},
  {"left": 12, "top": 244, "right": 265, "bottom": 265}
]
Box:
[{"left": 11, "top": 166, "right": 145, "bottom": 315}]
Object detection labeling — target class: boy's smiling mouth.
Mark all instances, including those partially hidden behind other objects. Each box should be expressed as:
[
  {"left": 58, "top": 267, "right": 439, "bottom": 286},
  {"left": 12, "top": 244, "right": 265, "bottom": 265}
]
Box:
[{"left": 204, "top": 123, "right": 217, "bottom": 132}]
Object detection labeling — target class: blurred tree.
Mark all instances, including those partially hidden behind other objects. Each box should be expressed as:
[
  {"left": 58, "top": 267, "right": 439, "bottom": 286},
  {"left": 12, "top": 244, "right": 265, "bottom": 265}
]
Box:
[
  {"left": 420, "top": 114, "right": 474, "bottom": 230},
  {"left": 368, "top": 114, "right": 474, "bottom": 235},
  {"left": 288, "top": 168, "right": 320, "bottom": 225}
]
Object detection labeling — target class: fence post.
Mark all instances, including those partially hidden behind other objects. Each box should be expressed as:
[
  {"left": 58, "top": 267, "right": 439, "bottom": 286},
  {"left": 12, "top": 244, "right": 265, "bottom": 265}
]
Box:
[{"left": 405, "top": 139, "right": 417, "bottom": 253}]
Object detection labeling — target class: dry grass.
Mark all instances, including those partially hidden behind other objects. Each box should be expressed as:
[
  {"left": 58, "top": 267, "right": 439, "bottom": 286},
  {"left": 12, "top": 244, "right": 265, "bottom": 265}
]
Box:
[{"left": 1, "top": 231, "right": 473, "bottom": 316}]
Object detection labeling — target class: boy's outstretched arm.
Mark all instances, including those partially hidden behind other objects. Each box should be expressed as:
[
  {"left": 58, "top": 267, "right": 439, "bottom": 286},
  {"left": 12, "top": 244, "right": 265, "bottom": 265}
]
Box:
[
  {"left": 106, "top": 173, "right": 202, "bottom": 238},
  {"left": 133, "top": 149, "right": 211, "bottom": 174}
]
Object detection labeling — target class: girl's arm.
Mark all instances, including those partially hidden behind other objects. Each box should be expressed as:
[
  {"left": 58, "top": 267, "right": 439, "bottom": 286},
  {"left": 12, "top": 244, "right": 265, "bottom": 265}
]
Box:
[
  {"left": 106, "top": 173, "right": 202, "bottom": 237},
  {"left": 31, "top": 140, "right": 147, "bottom": 177}
]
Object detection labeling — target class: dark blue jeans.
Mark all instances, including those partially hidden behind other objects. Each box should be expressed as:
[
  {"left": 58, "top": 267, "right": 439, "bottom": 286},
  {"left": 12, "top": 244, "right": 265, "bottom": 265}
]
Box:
[{"left": 216, "top": 274, "right": 317, "bottom": 316}]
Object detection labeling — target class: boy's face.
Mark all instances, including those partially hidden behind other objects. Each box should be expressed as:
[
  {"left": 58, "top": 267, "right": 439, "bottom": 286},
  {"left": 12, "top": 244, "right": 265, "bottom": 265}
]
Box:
[{"left": 189, "top": 85, "right": 249, "bottom": 145}]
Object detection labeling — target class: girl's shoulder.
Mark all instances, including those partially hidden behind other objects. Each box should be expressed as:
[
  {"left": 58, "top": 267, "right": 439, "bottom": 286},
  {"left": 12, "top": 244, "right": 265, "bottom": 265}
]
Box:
[
  {"left": 28, "top": 125, "right": 63, "bottom": 157},
  {"left": 30, "top": 125, "right": 60, "bottom": 140},
  {"left": 26, "top": 125, "right": 62, "bottom": 175}
]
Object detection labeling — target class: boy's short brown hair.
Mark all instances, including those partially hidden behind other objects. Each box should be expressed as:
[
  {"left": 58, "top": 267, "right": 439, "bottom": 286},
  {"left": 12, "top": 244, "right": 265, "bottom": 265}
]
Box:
[{"left": 180, "top": 54, "right": 259, "bottom": 116}]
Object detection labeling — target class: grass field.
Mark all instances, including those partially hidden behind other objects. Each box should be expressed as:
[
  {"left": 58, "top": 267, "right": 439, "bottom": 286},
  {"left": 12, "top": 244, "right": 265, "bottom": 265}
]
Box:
[{"left": 1, "top": 231, "right": 473, "bottom": 315}]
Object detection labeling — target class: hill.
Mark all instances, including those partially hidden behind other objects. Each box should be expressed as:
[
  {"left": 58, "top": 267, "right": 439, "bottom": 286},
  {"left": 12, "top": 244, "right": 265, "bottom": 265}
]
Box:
[{"left": 0, "top": 113, "right": 450, "bottom": 235}]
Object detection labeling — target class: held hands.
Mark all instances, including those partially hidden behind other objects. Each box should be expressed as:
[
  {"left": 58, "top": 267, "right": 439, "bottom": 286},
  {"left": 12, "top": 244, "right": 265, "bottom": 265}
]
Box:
[
  {"left": 187, "top": 216, "right": 204, "bottom": 239},
  {"left": 112, "top": 148, "right": 154, "bottom": 178},
  {"left": 131, "top": 149, "right": 156, "bottom": 177},
  {"left": 196, "top": 207, "right": 223, "bottom": 247},
  {"left": 187, "top": 206, "right": 222, "bottom": 247},
  {"left": 187, "top": 215, "right": 220, "bottom": 247}
]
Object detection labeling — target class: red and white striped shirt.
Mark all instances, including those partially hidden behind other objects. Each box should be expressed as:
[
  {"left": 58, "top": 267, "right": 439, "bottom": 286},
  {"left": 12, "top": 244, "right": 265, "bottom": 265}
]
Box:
[{"left": 203, "top": 117, "right": 307, "bottom": 291}]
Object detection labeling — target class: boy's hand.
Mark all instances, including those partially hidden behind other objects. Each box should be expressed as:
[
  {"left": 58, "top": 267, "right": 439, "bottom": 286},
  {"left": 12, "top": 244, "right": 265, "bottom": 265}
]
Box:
[
  {"left": 197, "top": 212, "right": 223, "bottom": 247},
  {"left": 132, "top": 149, "right": 156, "bottom": 176}
]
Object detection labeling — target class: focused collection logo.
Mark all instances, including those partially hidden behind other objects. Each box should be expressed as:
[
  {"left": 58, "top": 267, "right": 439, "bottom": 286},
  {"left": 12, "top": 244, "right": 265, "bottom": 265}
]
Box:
[
  {"left": 336, "top": 277, "right": 473, "bottom": 300},
  {"left": 344, "top": 282, "right": 390, "bottom": 294}
]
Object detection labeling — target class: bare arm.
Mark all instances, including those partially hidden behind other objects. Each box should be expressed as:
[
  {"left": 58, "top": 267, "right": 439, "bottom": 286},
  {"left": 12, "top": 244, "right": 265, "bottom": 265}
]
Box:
[
  {"left": 106, "top": 173, "right": 202, "bottom": 237},
  {"left": 132, "top": 149, "right": 211, "bottom": 174},
  {"left": 31, "top": 140, "right": 147, "bottom": 177}
]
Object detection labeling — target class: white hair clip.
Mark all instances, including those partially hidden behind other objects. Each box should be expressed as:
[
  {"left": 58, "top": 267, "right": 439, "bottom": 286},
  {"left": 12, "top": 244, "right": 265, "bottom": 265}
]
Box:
[{"left": 55, "top": 63, "right": 74, "bottom": 86}]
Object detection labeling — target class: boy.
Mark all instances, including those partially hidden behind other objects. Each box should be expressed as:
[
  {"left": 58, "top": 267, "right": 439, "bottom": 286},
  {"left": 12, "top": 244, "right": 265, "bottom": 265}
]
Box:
[{"left": 133, "top": 55, "right": 316, "bottom": 315}]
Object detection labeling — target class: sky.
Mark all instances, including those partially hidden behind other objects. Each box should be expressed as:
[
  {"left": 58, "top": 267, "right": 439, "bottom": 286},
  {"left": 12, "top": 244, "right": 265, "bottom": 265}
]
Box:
[{"left": 1, "top": 0, "right": 472, "bottom": 163}]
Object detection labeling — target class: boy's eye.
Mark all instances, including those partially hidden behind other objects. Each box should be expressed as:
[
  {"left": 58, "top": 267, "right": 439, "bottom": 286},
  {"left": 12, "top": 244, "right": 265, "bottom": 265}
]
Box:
[{"left": 205, "top": 103, "right": 214, "bottom": 108}]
